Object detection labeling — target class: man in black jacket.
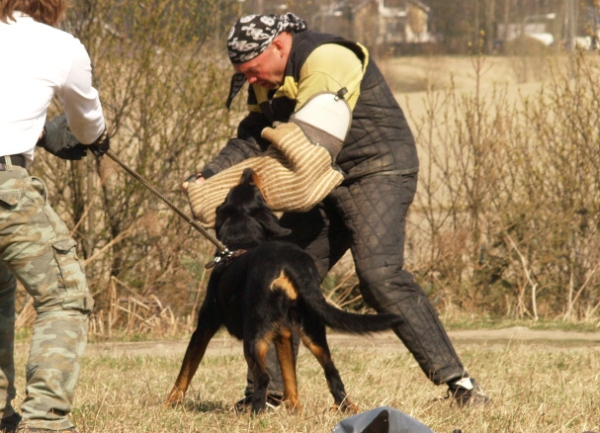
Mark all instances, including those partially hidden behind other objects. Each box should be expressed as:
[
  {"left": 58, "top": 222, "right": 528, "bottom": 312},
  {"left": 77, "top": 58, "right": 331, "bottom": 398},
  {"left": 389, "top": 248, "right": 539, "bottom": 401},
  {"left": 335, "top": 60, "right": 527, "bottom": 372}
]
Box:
[{"left": 186, "top": 13, "right": 488, "bottom": 409}]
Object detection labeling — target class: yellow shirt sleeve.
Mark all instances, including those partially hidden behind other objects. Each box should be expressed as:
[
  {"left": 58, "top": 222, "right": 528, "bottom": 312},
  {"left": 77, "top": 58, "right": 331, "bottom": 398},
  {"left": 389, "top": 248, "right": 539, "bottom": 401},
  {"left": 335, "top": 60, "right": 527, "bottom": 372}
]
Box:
[{"left": 295, "top": 43, "right": 365, "bottom": 112}]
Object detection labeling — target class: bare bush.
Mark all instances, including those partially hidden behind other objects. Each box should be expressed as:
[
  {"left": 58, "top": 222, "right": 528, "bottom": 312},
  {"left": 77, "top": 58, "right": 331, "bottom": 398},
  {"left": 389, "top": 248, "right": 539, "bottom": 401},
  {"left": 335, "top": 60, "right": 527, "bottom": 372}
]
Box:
[
  {"left": 17, "top": 2, "right": 600, "bottom": 337},
  {"left": 409, "top": 51, "right": 600, "bottom": 322}
]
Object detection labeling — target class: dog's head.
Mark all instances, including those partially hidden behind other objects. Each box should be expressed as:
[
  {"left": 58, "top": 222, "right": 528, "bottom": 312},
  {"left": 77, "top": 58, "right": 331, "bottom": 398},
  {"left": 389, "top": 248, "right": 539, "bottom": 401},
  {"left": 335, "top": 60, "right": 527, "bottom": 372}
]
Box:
[{"left": 214, "top": 168, "right": 292, "bottom": 249}]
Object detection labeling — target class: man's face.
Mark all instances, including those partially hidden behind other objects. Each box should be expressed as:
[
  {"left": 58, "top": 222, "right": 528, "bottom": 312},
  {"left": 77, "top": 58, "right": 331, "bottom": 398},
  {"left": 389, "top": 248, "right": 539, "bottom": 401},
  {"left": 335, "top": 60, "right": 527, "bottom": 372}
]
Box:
[{"left": 233, "top": 41, "right": 287, "bottom": 90}]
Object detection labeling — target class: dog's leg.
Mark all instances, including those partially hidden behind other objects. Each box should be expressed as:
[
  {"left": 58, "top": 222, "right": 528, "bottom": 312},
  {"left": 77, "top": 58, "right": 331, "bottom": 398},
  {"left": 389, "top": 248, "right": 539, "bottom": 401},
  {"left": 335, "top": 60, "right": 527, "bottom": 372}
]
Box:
[
  {"left": 165, "top": 301, "right": 221, "bottom": 407},
  {"left": 274, "top": 326, "right": 302, "bottom": 414},
  {"left": 244, "top": 331, "right": 274, "bottom": 414},
  {"left": 300, "top": 321, "right": 359, "bottom": 414}
]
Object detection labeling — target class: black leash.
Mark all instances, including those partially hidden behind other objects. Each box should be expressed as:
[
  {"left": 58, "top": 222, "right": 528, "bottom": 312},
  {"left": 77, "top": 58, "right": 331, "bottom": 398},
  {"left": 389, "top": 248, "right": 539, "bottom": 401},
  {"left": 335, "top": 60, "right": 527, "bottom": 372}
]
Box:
[{"left": 104, "top": 149, "right": 230, "bottom": 255}]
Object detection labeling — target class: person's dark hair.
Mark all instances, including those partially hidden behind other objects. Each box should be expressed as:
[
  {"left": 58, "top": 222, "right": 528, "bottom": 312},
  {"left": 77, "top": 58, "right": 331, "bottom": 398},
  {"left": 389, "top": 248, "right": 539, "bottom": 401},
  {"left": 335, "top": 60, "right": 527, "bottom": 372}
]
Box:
[{"left": 0, "top": 0, "right": 69, "bottom": 26}]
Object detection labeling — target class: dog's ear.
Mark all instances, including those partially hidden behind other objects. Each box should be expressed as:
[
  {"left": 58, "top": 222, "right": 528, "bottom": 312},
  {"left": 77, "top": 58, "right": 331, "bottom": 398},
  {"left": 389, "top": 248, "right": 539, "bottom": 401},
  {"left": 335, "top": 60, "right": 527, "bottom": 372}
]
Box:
[{"left": 254, "top": 203, "right": 293, "bottom": 239}]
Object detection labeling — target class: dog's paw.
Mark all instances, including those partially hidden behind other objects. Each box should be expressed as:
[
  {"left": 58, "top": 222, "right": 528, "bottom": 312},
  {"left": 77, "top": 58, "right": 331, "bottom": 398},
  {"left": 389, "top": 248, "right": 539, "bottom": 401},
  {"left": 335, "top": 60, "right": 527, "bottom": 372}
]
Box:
[
  {"left": 165, "top": 388, "right": 185, "bottom": 407},
  {"left": 335, "top": 400, "right": 360, "bottom": 414},
  {"left": 284, "top": 399, "right": 303, "bottom": 415}
]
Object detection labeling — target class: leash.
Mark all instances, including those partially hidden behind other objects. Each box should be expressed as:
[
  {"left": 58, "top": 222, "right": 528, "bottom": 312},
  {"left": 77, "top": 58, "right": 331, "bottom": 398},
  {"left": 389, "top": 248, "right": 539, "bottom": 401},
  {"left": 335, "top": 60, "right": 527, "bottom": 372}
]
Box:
[{"left": 104, "top": 149, "right": 230, "bottom": 255}]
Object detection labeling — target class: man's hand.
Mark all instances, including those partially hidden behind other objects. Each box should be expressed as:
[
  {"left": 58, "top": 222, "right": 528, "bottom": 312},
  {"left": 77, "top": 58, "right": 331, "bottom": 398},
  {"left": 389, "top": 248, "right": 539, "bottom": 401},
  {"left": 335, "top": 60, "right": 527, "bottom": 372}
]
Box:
[
  {"left": 89, "top": 129, "right": 110, "bottom": 157},
  {"left": 37, "top": 115, "right": 88, "bottom": 160},
  {"left": 182, "top": 173, "right": 204, "bottom": 192}
]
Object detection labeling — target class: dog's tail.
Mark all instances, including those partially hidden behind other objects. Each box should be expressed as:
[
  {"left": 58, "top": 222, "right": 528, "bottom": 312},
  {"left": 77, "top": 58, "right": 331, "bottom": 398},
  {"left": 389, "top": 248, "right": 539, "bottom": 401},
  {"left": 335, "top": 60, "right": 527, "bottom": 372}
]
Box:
[
  {"left": 308, "top": 298, "right": 403, "bottom": 334},
  {"left": 289, "top": 268, "right": 403, "bottom": 334}
]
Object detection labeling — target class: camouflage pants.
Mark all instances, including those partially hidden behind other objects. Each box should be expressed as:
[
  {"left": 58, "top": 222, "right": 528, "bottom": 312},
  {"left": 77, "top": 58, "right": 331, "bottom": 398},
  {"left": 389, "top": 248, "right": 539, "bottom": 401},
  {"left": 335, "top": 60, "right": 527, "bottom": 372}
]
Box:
[{"left": 0, "top": 165, "right": 93, "bottom": 430}]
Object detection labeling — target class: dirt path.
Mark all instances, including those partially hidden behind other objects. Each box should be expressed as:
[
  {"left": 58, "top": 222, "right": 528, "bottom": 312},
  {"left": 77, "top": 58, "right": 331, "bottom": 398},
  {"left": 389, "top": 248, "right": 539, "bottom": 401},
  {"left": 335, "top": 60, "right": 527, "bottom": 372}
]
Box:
[{"left": 84, "top": 327, "right": 600, "bottom": 358}]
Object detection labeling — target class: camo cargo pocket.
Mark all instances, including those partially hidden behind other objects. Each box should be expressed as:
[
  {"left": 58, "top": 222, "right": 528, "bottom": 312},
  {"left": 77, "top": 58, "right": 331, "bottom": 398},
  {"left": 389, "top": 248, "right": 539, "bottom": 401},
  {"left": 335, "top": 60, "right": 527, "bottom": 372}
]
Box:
[
  {"left": 0, "top": 189, "right": 21, "bottom": 208},
  {"left": 52, "top": 239, "right": 94, "bottom": 314}
]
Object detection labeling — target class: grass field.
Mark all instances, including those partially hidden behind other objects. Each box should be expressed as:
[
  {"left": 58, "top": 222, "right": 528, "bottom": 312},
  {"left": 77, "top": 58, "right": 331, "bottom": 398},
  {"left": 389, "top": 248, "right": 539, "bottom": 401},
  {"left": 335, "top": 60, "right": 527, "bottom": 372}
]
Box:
[{"left": 11, "top": 328, "right": 600, "bottom": 433}]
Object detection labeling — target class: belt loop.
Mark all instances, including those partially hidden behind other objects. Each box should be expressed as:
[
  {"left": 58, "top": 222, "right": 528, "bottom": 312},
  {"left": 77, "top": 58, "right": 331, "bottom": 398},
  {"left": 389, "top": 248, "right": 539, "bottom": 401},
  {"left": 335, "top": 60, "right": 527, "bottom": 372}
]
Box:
[{"left": 4, "top": 156, "right": 14, "bottom": 171}]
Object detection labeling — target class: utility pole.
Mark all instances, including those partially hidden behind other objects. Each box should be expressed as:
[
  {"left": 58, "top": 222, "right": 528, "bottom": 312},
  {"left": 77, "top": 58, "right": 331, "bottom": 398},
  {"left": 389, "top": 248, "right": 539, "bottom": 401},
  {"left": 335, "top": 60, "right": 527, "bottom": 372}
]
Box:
[
  {"left": 566, "top": 0, "right": 576, "bottom": 50},
  {"left": 474, "top": 0, "right": 480, "bottom": 51},
  {"left": 485, "top": 0, "right": 496, "bottom": 54},
  {"left": 502, "top": 0, "right": 511, "bottom": 44}
]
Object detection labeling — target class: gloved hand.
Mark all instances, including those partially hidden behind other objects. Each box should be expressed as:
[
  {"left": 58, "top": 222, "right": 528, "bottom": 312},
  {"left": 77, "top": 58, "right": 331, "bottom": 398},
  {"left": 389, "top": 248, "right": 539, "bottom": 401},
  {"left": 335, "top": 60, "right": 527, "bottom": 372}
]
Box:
[
  {"left": 37, "top": 114, "right": 88, "bottom": 160},
  {"left": 89, "top": 129, "right": 110, "bottom": 157}
]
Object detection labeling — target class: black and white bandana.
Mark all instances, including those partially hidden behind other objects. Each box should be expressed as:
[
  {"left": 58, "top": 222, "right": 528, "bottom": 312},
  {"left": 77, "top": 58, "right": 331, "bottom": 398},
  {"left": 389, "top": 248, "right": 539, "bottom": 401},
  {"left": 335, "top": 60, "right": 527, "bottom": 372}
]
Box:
[
  {"left": 225, "top": 13, "right": 307, "bottom": 109},
  {"left": 227, "top": 13, "right": 308, "bottom": 65}
]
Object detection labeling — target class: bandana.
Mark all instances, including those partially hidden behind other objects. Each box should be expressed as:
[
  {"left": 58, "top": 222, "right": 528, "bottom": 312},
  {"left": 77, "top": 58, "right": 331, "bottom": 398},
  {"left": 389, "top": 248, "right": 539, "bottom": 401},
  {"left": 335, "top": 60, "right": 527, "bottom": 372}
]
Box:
[
  {"left": 225, "top": 13, "right": 308, "bottom": 109},
  {"left": 227, "top": 13, "right": 307, "bottom": 64}
]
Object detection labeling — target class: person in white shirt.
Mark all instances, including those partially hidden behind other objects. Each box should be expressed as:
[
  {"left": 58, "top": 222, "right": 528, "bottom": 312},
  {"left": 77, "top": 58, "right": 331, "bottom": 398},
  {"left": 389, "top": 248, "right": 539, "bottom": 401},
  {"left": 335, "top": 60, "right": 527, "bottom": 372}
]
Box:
[{"left": 0, "top": 1, "right": 109, "bottom": 432}]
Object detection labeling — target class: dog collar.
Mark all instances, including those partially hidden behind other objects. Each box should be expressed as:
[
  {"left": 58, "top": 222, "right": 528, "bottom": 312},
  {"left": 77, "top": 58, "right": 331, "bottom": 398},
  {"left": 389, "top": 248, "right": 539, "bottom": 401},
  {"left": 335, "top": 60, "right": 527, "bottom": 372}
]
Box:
[{"left": 205, "top": 248, "right": 247, "bottom": 269}]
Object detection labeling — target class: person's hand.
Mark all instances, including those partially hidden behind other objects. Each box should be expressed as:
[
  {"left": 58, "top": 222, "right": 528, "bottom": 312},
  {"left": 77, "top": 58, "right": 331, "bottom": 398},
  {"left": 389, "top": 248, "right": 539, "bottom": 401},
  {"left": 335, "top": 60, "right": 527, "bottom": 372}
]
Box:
[
  {"left": 89, "top": 129, "right": 110, "bottom": 157},
  {"left": 37, "top": 115, "right": 88, "bottom": 160},
  {"left": 182, "top": 173, "right": 204, "bottom": 192}
]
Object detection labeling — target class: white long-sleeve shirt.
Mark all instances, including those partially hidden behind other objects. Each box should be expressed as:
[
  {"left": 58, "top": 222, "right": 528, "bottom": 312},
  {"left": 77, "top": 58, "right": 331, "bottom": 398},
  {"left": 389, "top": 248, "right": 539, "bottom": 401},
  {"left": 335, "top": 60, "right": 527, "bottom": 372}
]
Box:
[{"left": 0, "top": 12, "right": 105, "bottom": 166}]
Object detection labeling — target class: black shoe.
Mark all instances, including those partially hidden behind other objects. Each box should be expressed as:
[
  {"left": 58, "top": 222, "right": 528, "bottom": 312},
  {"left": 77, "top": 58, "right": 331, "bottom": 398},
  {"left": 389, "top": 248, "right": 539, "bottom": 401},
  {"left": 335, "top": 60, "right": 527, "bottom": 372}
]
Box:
[
  {"left": 0, "top": 413, "right": 21, "bottom": 433},
  {"left": 447, "top": 377, "right": 490, "bottom": 407},
  {"left": 234, "top": 394, "right": 283, "bottom": 413}
]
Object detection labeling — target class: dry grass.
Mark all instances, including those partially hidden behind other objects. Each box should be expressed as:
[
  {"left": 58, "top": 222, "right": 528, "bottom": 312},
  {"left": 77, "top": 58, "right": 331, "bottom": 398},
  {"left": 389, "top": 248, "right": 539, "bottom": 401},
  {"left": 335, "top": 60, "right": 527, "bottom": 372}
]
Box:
[{"left": 11, "top": 335, "right": 600, "bottom": 432}]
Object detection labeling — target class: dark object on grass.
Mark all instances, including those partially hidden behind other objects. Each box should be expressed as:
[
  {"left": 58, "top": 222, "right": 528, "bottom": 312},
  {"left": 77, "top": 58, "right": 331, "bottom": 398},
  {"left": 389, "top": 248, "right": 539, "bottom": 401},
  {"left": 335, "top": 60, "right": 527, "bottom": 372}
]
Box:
[{"left": 332, "top": 406, "right": 435, "bottom": 433}]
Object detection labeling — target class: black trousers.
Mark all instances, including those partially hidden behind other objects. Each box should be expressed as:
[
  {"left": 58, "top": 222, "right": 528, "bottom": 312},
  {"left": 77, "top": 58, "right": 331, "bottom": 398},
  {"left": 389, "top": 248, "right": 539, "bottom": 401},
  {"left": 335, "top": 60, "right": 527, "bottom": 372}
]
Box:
[{"left": 244, "top": 173, "right": 466, "bottom": 397}]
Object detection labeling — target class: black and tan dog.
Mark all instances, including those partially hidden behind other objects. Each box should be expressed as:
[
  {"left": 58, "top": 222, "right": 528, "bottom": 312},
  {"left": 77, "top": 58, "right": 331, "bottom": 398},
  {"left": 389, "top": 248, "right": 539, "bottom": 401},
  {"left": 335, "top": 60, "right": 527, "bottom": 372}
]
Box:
[{"left": 165, "top": 168, "right": 403, "bottom": 414}]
